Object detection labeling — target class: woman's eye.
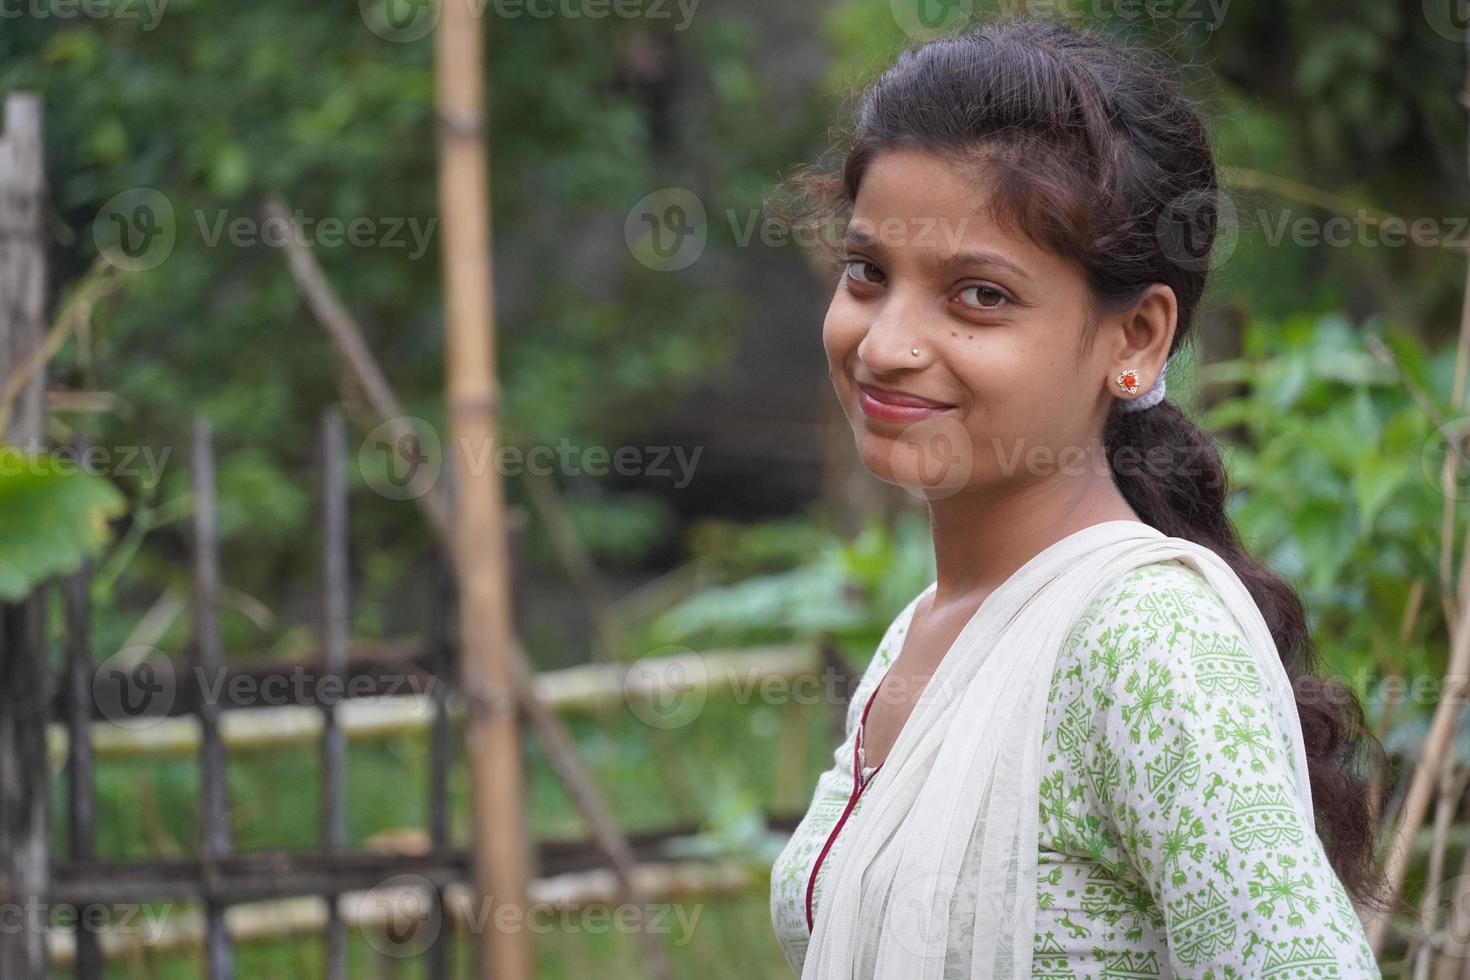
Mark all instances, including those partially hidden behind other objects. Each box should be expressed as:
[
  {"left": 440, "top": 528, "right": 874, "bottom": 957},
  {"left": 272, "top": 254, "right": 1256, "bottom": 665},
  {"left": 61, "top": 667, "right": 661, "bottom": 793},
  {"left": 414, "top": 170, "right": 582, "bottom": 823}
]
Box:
[
  {"left": 842, "top": 259, "right": 884, "bottom": 285},
  {"left": 958, "top": 285, "right": 1009, "bottom": 309}
]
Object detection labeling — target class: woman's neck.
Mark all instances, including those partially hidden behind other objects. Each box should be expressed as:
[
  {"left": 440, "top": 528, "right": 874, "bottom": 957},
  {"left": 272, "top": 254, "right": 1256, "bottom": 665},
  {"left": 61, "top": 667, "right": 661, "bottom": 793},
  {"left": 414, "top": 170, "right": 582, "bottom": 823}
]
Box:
[{"left": 924, "top": 476, "right": 1139, "bottom": 609}]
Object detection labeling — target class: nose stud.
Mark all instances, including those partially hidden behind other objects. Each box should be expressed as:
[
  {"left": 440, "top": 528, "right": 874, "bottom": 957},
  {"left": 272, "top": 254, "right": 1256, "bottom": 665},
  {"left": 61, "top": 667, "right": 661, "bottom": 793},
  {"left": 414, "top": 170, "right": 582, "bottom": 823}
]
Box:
[{"left": 911, "top": 347, "right": 921, "bottom": 358}]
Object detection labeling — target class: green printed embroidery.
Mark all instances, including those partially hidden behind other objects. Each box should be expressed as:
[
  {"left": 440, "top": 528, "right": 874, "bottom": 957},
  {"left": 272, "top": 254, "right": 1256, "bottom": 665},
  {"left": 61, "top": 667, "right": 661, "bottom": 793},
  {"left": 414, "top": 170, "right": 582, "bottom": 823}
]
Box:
[
  {"left": 1098, "top": 950, "right": 1162, "bottom": 979},
  {"left": 1034, "top": 931, "right": 1080, "bottom": 980},
  {"left": 1081, "top": 867, "right": 1159, "bottom": 940},
  {"left": 1249, "top": 854, "right": 1319, "bottom": 928},
  {"left": 769, "top": 559, "right": 1381, "bottom": 978},
  {"left": 1190, "top": 632, "right": 1263, "bottom": 698},
  {"left": 1227, "top": 785, "right": 1307, "bottom": 850},
  {"left": 1144, "top": 730, "right": 1201, "bottom": 808},
  {"left": 1167, "top": 882, "right": 1236, "bottom": 965},
  {"left": 1121, "top": 659, "right": 1176, "bottom": 744},
  {"left": 1212, "top": 702, "right": 1279, "bottom": 774},
  {"left": 1259, "top": 936, "right": 1340, "bottom": 976},
  {"left": 1158, "top": 807, "right": 1208, "bottom": 888}
]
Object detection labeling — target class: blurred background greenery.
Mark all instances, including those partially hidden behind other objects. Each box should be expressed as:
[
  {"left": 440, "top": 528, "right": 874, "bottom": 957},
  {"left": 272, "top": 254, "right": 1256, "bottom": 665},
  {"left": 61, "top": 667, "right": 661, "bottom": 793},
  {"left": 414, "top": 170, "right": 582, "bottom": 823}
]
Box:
[{"left": 3, "top": 0, "right": 1470, "bottom": 975}]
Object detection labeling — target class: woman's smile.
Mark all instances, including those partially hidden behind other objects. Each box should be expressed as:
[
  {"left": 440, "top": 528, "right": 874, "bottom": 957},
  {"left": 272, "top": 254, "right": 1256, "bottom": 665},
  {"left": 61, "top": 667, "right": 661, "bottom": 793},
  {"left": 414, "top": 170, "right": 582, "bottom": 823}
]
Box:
[{"left": 856, "top": 382, "right": 958, "bottom": 423}]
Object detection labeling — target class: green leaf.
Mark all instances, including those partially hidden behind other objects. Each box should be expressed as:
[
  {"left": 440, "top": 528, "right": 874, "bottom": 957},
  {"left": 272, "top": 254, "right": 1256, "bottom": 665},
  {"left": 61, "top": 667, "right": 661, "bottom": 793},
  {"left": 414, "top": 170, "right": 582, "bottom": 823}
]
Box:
[
  {"left": 0, "top": 445, "right": 127, "bottom": 600},
  {"left": 1352, "top": 451, "right": 1410, "bottom": 538}
]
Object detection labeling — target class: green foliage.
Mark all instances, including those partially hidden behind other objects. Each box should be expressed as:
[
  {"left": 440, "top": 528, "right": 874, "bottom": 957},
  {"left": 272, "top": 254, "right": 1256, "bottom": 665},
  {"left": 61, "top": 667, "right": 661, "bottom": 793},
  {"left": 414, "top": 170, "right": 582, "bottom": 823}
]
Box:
[
  {"left": 0, "top": 2, "right": 791, "bottom": 627},
  {"left": 544, "top": 490, "right": 676, "bottom": 566},
  {"left": 1200, "top": 312, "right": 1449, "bottom": 692},
  {"left": 684, "top": 514, "right": 831, "bottom": 579},
  {"left": 0, "top": 445, "right": 126, "bottom": 599},
  {"left": 650, "top": 509, "right": 934, "bottom": 655}
]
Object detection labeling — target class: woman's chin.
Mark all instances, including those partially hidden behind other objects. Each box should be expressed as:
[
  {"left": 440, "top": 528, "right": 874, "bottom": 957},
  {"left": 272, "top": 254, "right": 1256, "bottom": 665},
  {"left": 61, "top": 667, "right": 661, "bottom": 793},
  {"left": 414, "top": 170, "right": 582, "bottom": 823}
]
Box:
[
  {"left": 851, "top": 419, "right": 977, "bottom": 498},
  {"left": 855, "top": 440, "right": 975, "bottom": 499}
]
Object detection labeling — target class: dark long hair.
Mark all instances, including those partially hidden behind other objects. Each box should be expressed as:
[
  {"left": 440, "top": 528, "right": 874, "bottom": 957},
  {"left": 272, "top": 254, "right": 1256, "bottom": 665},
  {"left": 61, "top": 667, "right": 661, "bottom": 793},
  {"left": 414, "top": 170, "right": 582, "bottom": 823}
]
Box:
[{"left": 782, "top": 16, "right": 1404, "bottom": 915}]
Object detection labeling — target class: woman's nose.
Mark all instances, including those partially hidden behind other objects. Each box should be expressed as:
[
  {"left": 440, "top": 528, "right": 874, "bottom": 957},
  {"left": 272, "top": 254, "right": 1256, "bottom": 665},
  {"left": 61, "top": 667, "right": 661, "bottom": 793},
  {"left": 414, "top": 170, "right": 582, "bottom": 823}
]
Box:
[{"left": 856, "top": 288, "right": 933, "bottom": 373}]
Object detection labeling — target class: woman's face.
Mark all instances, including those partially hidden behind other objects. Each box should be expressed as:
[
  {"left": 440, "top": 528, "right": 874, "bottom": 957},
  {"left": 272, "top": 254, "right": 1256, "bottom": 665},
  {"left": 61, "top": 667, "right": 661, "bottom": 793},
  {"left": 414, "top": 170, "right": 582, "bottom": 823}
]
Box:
[{"left": 822, "top": 146, "right": 1169, "bottom": 499}]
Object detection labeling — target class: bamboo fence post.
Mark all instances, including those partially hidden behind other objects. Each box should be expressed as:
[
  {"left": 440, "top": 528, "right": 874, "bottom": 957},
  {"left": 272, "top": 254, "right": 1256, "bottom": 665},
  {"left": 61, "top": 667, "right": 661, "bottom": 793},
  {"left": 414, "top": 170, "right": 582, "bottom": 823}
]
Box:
[
  {"left": 433, "top": 8, "right": 533, "bottom": 978},
  {"left": 192, "top": 418, "right": 236, "bottom": 980},
  {"left": 0, "top": 89, "right": 50, "bottom": 980},
  {"left": 62, "top": 446, "right": 101, "bottom": 980},
  {"left": 264, "top": 191, "right": 683, "bottom": 980},
  {"left": 319, "top": 409, "right": 350, "bottom": 980},
  {"left": 427, "top": 558, "right": 456, "bottom": 979},
  {"left": 1364, "top": 43, "right": 1470, "bottom": 954}
]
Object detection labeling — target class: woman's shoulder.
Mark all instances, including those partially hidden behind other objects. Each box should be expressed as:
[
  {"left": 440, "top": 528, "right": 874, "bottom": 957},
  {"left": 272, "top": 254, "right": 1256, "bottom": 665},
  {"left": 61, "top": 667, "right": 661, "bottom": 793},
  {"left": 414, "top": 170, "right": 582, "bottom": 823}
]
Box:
[
  {"left": 1055, "top": 557, "right": 1248, "bottom": 692},
  {"left": 1068, "top": 557, "right": 1233, "bottom": 643}
]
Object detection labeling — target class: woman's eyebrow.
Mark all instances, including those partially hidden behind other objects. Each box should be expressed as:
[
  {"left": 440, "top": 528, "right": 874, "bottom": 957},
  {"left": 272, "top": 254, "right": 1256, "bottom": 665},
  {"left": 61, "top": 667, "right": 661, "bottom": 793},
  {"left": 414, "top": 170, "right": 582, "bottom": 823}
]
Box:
[
  {"left": 841, "top": 227, "right": 1032, "bottom": 281},
  {"left": 919, "top": 248, "right": 1032, "bottom": 281}
]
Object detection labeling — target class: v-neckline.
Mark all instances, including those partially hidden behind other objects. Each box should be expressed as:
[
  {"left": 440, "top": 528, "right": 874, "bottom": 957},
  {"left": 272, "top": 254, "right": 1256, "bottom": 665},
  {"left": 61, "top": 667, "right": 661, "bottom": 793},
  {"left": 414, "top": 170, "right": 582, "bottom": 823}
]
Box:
[
  {"left": 856, "top": 581, "right": 938, "bottom": 776},
  {"left": 854, "top": 520, "right": 1155, "bottom": 774}
]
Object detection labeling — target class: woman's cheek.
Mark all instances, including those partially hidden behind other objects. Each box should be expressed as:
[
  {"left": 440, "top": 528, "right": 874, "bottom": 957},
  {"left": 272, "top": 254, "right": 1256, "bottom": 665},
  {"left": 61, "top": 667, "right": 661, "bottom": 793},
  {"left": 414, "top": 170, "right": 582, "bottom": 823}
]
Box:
[{"left": 822, "top": 316, "right": 864, "bottom": 388}]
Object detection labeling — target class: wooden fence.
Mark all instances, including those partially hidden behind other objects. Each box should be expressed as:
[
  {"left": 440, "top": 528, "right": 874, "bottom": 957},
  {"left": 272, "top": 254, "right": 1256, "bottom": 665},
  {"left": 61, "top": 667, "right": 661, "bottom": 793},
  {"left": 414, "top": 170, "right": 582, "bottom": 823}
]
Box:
[
  {"left": 1, "top": 88, "right": 51, "bottom": 980},
  {"left": 8, "top": 408, "right": 823, "bottom": 978},
  {"left": 0, "top": 91, "right": 841, "bottom": 978}
]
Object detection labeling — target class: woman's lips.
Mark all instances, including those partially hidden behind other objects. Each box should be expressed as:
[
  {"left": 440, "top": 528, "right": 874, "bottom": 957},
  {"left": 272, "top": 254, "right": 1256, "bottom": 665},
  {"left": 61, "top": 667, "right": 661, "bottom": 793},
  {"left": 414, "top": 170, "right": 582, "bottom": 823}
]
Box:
[{"left": 857, "top": 383, "right": 957, "bottom": 423}]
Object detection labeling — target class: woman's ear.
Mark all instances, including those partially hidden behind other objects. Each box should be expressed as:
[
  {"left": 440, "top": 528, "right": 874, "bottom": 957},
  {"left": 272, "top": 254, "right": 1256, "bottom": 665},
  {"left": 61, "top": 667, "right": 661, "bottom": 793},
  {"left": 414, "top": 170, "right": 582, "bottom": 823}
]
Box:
[{"left": 1111, "top": 283, "right": 1177, "bottom": 382}]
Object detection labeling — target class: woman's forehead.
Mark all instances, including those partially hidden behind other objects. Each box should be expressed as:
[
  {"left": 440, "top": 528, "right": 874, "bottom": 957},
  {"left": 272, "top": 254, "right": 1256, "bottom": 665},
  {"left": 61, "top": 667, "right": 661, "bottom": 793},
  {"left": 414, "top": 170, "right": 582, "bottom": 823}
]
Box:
[{"left": 847, "top": 149, "right": 1066, "bottom": 279}]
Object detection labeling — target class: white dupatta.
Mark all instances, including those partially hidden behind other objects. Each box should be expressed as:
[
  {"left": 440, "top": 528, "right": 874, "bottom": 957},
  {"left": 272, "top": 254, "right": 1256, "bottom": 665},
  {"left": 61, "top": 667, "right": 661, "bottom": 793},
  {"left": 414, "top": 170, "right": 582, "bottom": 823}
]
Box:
[{"left": 801, "top": 519, "right": 1314, "bottom": 979}]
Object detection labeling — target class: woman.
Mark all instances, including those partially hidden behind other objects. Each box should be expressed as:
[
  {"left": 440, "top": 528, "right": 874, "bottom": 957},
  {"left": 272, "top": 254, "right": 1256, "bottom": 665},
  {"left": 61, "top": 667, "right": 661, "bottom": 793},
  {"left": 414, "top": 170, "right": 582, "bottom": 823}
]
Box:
[{"left": 768, "top": 16, "right": 1404, "bottom": 979}]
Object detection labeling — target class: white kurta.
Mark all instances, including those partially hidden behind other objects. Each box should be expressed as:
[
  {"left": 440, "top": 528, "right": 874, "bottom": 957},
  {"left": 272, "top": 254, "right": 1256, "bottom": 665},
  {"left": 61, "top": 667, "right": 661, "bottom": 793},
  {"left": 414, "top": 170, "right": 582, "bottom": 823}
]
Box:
[{"left": 769, "top": 558, "right": 1380, "bottom": 978}]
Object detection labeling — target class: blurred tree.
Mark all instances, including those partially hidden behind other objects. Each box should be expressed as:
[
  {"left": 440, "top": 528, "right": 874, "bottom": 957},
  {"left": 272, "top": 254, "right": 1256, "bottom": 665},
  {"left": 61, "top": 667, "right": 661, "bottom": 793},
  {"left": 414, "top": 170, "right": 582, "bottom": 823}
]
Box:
[{"left": 0, "top": 4, "right": 820, "bottom": 643}]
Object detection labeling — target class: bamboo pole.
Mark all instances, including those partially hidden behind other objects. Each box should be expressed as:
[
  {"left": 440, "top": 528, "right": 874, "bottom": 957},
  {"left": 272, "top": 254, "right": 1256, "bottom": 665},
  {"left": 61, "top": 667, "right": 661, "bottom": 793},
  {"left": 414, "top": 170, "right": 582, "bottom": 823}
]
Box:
[
  {"left": 0, "top": 89, "right": 50, "bottom": 980},
  {"left": 44, "top": 643, "right": 820, "bottom": 762},
  {"left": 62, "top": 500, "right": 101, "bottom": 980},
  {"left": 263, "top": 189, "right": 690, "bottom": 980},
  {"left": 318, "top": 409, "right": 350, "bottom": 980},
  {"left": 45, "top": 859, "right": 755, "bottom": 969},
  {"left": 433, "top": 7, "right": 532, "bottom": 976},
  {"left": 191, "top": 419, "right": 236, "bottom": 980},
  {"left": 1363, "top": 41, "right": 1470, "bottom": 954}
]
